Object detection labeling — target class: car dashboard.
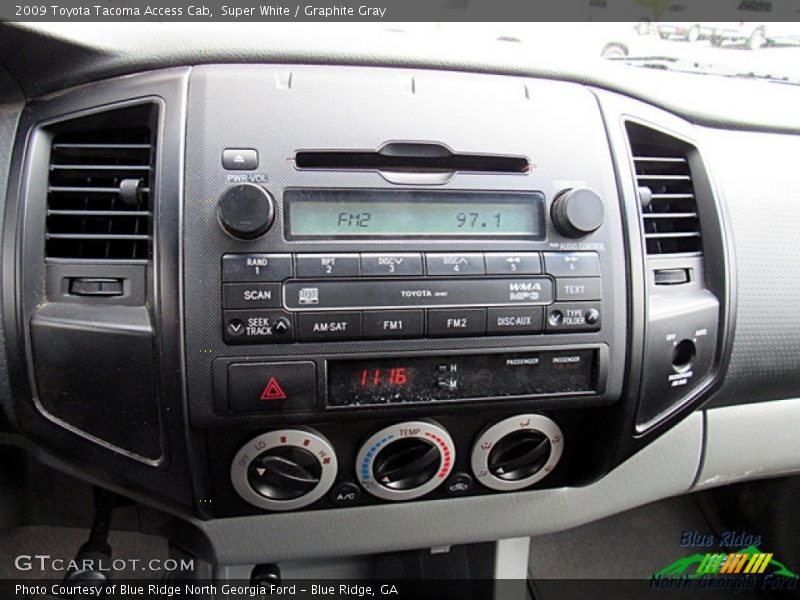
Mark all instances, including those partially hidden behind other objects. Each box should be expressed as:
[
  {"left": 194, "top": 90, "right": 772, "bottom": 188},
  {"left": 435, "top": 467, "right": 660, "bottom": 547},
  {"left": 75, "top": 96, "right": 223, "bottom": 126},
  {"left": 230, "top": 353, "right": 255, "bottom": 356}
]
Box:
[{"left": 0, "top": 22, "right": 799, "bottom": 571}]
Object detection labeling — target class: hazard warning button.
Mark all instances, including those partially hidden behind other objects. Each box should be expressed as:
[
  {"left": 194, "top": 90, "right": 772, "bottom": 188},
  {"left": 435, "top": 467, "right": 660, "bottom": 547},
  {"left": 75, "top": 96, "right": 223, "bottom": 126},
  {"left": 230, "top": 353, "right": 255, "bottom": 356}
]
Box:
[{"left": 227, "top": 361, "right": 317, "bottom": 413}]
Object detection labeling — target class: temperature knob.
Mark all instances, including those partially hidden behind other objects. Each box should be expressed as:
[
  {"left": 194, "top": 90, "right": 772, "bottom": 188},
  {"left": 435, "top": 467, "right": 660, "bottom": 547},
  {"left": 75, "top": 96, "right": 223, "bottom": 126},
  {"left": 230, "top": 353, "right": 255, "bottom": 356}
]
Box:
[
  {"left": 356, "top": 421, "right": 455, "bottom": 501},
  {"left": 218, "top": 184, "right": 275, "bottom": 240},
  {"left": 551, "top": 188, "right": 605, "bottom": 238}
]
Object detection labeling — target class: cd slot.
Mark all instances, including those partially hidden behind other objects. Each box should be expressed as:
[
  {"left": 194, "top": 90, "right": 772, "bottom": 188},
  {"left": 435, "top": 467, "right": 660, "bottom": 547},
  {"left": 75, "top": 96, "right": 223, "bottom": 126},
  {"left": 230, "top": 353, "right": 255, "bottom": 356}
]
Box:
[{"left": 295, "top": 142, "right": 529, "bottom": 174}]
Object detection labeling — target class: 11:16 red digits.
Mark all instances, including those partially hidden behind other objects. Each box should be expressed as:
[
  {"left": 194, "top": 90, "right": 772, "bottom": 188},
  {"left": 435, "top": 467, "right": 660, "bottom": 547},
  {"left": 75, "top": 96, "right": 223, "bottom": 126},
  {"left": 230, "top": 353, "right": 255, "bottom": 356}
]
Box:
[{"left": 359, "top": 368, "right": 408, "bottom": 387}]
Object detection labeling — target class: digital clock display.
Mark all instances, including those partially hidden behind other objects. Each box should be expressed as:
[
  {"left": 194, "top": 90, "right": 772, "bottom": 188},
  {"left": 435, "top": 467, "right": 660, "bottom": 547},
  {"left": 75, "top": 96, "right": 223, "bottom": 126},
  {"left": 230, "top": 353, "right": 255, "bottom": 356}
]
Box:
[
  {"left": 285, "top": 189, "right": 545, "bottom": 238},
  {"left": 327, "top": 349, "right": 597, "bottom": 407}
]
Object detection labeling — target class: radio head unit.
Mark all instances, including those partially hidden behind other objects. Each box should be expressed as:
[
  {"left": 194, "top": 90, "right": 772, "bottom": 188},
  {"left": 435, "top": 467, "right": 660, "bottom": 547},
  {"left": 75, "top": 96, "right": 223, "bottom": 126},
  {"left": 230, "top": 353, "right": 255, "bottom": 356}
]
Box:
[{"left": 181, "top": 66, "right": 630, "bottom": 513}]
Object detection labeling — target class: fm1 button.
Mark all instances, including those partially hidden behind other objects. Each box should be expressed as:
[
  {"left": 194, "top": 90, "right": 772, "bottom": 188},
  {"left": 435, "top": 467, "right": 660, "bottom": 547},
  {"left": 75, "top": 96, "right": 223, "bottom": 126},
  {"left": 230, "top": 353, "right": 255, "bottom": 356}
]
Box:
[
  {"left": 227, "top": 361, "right": 317, "bottom": 413},
  {"left": 330, "top": 482, "right": 361, "bottom": 506},
  {"left": 445, "top": 472, "right": 474, "bottom": 496},
  {"left": 362, "top": 310, "right": 424, "bottom": 339}
]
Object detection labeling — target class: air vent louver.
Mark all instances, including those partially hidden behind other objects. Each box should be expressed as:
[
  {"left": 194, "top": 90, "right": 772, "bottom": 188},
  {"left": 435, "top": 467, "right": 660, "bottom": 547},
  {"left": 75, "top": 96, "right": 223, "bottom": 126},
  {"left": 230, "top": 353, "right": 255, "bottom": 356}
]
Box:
[
  {"left": 45, "top": 104, "right": 156, "bottom": 261},
  {"left": 627, "top": 123, "right": 702, "bottom": 255}
]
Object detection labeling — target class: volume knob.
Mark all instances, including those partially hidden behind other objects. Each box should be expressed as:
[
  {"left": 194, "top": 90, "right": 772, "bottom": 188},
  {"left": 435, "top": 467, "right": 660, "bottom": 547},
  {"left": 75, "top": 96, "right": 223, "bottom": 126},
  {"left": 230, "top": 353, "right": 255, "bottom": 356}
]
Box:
[
  {"left": 218, "top": 184, "right": 275, "bottom": 240},
  {"left": 551, "top": 188, "right": 605, "bottom": 238}
]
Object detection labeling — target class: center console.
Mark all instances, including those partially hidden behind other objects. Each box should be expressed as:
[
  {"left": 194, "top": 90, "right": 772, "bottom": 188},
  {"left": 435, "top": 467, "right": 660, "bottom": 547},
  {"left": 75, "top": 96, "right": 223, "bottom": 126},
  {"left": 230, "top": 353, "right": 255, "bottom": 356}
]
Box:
[{"left": 183, "top": 66, "right": 629, "bottom": 514}]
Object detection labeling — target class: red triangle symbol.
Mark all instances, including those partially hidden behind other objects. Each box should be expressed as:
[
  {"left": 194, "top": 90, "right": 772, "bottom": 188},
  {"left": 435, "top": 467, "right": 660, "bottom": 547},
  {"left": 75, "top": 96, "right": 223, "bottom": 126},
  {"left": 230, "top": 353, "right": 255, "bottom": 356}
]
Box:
[{"left": 260, "top": 377, "right": 287, "bottom": 401}]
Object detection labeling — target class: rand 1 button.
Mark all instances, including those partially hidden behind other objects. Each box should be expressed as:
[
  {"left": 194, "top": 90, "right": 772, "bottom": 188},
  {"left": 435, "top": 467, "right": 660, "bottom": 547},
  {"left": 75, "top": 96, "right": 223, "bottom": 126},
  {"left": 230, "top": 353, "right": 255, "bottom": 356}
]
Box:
[
  {"left": 428, "top": 309, "right": 486, "bottom": 337},
  {"left": 296, "top": 254, "right": 360, "bottom": 278},
  {"left": 297, "top": 312, "right": 362, "bottom": 342},
  {"left": 484, "top": 252, "right": 542, "bottom": 275},
  {"left": 543, "top": 252, "right": 601, "bottom": 277},
  {"left": 222, "top": 282, "right": 281, "bottom": 309},
  {"left": 227, "top": 361, "right": 316, "bottom": 413},
  {"left": 360, "top": 253, "right": 423, "bottom": 276},
  {"left": 223, "top": 310, "right": 294, "bottom": 344},
  {"left": 545, "top": 303, "right": 601, "bottom": 332},
  {"left": 222, "top": 254, "right": 292, "bottom": 282},
  {"left": 362, "top": 310, "right": 424, "bottom": 339},
  {"left": 425, "top": 253, "right": 485, "bottom": 276},
  {"left": 555, "top": 278, "right": 602, "bottom": 302},
  {"left": 487, "top": 307, "right": 543, "bottom": 335}
]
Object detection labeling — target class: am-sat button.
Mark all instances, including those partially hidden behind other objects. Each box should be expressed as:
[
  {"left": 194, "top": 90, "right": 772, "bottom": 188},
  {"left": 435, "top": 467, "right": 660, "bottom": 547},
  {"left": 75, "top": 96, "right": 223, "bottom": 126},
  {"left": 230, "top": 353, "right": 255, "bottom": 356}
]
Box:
[
  {"left": 297, "top": 312, "right": 362, "bottom": 342},
  {"left": 227, "top": 361, "right": 317, "bottom": 413}
]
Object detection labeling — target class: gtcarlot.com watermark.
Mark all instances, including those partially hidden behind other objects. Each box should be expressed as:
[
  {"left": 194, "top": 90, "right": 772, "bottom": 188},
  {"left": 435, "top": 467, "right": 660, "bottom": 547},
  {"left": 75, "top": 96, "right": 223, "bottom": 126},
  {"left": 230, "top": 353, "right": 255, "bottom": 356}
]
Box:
[{"left": 14, "top": 554, "right": 194, "bottom": 573}]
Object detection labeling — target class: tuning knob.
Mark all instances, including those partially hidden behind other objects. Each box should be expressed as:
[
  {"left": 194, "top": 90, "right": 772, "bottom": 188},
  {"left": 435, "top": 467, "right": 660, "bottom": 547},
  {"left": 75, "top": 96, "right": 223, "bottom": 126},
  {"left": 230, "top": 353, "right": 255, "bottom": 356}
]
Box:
[
  {"left": 551, "top": 188, "right": 605, "bottom": 238},
  {"left": 218, "top": 184, "right": 275, "bottom": 240}
]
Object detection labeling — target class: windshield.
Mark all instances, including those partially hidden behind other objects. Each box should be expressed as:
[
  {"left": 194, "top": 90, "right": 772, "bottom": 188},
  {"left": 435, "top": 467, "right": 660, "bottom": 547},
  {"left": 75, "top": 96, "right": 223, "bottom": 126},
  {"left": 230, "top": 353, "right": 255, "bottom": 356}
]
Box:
[
  {"left": 16, "top": 18, "right": 800, "bottom": 83},
  {"left": 298, "top": 20, "right": 800, "bottom": 83},
  {"left": 441, "top": 21, "right": 800, "bottom": 82}
]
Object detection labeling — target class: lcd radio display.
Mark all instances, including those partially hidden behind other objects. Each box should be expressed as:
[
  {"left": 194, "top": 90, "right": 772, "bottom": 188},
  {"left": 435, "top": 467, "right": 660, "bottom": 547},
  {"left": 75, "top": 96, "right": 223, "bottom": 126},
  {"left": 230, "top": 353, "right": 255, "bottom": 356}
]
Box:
[{"left": 285, "top": 189, "right": 545, "bottom": 239}]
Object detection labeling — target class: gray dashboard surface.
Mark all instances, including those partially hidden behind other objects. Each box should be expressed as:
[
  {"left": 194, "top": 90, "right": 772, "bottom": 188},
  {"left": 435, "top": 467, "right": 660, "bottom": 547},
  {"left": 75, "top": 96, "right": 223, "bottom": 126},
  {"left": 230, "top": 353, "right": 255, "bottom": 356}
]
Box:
[
  {"left": 696, "top": 398, "right": 800, "bottom": 489},
  {"left": 699, "top": 128, "right": 800, "bottom": 406},
  {"left": 3, "top": 23, "right": 800, "bottom": 134}
]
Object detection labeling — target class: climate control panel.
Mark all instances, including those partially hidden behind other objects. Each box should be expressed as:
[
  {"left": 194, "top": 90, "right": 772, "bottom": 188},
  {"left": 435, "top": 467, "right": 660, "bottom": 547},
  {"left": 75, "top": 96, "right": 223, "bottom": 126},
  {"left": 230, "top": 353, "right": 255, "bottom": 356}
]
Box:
[{"left": 227, "top": 414, "right": 566, "bottom": 512}]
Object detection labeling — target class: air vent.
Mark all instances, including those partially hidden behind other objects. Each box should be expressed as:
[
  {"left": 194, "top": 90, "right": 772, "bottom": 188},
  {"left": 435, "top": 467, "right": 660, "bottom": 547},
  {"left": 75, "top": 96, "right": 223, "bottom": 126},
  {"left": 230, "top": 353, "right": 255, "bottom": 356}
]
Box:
[
  {"left": 45, "top": 104, "right": 156, "bottom": 261},
  {"left": 626, "top": 122, "right": 702, "bottom": 255}
]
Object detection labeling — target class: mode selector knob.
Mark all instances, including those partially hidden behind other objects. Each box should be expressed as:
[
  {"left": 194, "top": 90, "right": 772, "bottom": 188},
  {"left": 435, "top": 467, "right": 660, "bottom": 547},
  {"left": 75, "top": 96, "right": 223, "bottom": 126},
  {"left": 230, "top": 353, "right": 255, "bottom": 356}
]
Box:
[
  {"left": 551, "top": 188, "right": 605, "bottom": 238},
  {"left": 218, "top": 184, "right": 275, "bottom": 240}
]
